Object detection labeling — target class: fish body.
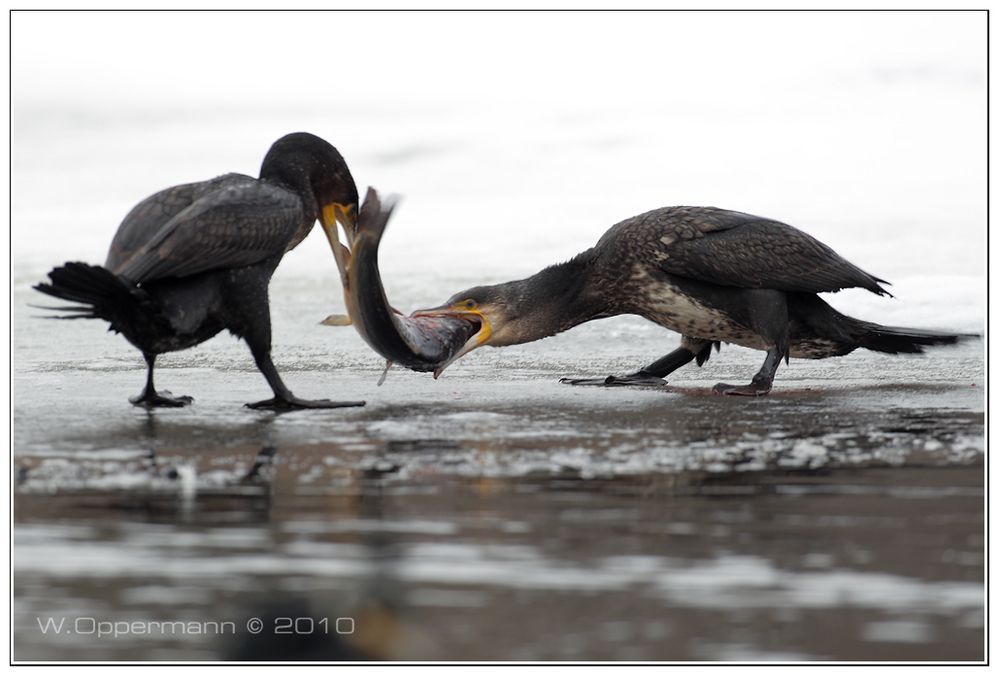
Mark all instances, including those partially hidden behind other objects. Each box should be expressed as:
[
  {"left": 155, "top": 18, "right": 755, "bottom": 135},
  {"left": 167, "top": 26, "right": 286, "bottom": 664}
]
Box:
[{"left": 324, "top": 189, "right": 480, "bottom": 373}]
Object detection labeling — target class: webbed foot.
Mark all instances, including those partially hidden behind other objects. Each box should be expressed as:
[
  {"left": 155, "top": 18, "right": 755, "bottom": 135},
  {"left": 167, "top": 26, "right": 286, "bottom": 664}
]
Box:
[
  {"left": 560, "top": 371, "right": 668, "bottom": 388},
  {"left": 245, "top": 396, "right": 366, "bottom": 411},
  {"left": 712, "top": 382, "right": 771, "bottom": 397},
  {"left": 130, "top": 390, "right": 194, "bottom": 408}
]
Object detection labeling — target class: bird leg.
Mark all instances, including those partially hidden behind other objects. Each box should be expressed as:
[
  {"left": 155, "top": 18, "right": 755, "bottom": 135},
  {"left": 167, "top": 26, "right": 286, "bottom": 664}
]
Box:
[
  {"left": 561, "top": 340, "right": 714, "bottom": 388},
  {"left": 712, "top": 347, "right": 782, "bottom": 397},
  {"left": 244, "top": 345, "right": 365, "bottom": 411},
  {"left": 129, "top": 353, "right": 194, "bottom": 408},
  {"left": 712, "top": 290, "right": 790, "bottom": 396}
]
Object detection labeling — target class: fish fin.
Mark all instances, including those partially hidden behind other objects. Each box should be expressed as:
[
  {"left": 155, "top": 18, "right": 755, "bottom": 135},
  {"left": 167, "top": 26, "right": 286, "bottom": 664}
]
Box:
[
  {"left": 320, "top": 314, "right": 352, "bottom": 327},
  {"left": 356, "top": 187, "right": 401, "bottom": 245},
  {"left": 377, "top": 360, "right": 393, "bottom": 386}
]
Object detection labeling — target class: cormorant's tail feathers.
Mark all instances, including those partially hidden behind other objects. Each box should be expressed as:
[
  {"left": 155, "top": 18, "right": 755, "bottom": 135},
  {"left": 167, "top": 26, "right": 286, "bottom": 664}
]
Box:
[
  {"left": 33, "top": 262, "right": 137, "bottom": 324},
  {"left": 853, "top": 320, "right": 977, "bottom": 355},
  {"left": 28, "top": 303, "right": 100, "bottom": 320}
]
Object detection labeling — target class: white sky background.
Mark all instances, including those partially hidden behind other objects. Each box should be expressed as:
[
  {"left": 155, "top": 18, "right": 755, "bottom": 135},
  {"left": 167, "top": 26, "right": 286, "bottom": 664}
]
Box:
[
  {"left": 11, "top": 11, "right": 984, "bottom": 109},
  {"left": 10, "top": 10, "right": 987, "bottom": 326}
]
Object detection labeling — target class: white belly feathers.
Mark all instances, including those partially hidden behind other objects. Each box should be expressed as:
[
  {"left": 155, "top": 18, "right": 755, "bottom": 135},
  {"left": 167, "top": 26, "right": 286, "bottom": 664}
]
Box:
[{"left": 630, "top": 267, "right": 768, "bottom": 349}]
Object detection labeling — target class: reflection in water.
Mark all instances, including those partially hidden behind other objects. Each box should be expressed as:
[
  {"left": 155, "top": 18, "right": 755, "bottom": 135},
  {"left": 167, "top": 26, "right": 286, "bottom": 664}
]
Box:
[
  {"left": 225, "top": 457, "right": 416, "bottom": 661},
  {"left": 13, "top": 436, "right": 983, "bottom": 661}
]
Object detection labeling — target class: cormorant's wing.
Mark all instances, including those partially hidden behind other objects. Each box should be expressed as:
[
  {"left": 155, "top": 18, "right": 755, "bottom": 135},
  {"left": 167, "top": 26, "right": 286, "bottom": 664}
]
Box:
[
  {"left": 104, "top": 173, "right": 252, "bottom": 272},
  {"left": 650, "top": 207, "right": 891, "bottom": 296},
  {"left": 107, "top": 178, "right": 303, "bottom": 284}
]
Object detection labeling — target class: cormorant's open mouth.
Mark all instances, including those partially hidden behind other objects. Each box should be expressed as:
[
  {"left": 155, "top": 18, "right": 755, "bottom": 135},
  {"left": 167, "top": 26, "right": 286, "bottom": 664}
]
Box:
[
  {"left": 410, "top": 307, "right": 492, "bottom": 378},
  {"left": 320, "top": 202, "right": 357, "bottom": 285}
]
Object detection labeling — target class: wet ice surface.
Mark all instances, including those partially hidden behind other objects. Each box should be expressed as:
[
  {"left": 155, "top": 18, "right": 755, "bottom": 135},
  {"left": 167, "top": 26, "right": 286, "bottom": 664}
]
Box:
[{"left": 12, "top": 275, "right": 984, "bottom": 661}]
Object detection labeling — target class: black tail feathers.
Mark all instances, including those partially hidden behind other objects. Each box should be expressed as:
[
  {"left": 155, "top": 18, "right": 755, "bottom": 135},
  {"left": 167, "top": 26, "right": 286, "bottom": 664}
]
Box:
[
  {"left": 33, "top": 262, "right": 138, "bottom": 324},
  {"left": 852, "top": 320, "right": 977, "bottom": 355}
]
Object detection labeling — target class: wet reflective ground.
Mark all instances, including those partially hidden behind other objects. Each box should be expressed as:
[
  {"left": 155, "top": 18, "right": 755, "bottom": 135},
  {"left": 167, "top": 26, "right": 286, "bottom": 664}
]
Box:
[{"left": 12, "top": 280, "right": 984, "bottom": 662}]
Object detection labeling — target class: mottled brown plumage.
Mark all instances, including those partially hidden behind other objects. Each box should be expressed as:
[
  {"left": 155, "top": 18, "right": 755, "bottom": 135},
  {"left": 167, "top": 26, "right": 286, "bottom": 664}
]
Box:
[
  {"left": 596, "top": 206, "right": 891, "bottom": 296},
  {"left": 418, "top": 205, "right": 971, "bottom": 396}
]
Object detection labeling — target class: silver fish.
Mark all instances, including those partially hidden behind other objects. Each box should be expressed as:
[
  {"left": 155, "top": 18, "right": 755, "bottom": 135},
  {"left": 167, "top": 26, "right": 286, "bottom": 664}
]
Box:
[{"left": 321, "top": 188, "right": 483, "bottom": 375}]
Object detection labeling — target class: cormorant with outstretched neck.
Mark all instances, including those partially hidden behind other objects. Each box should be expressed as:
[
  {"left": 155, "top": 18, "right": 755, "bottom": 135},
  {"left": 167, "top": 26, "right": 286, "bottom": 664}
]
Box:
[
  {"left": 414, "top": 206, "right": 973, "bottom": 395},
  {"left": 35, "top": 132, "right": 364, "bottom": 410}
]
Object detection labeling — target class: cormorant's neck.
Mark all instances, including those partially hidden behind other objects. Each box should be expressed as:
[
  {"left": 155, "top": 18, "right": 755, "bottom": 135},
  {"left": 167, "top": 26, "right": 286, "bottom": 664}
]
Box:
[
  {"left": 487, "top": 249, "right": 605, "bottom": 346},
  {"left": 260, "top": 162, "right": 320, "bottom": 223}
]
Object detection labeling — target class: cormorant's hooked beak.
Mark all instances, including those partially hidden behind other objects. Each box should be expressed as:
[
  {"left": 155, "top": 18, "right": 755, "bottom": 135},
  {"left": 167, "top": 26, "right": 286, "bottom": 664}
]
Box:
[
  {"left": 411, "top": 303, "right": 493, "bottom": 379},
  {"left": 322, "top": 202, "right": 357, "bottom": 241},
  {"left": 320, "top": 203, "right": 358, "bottom": 285}
]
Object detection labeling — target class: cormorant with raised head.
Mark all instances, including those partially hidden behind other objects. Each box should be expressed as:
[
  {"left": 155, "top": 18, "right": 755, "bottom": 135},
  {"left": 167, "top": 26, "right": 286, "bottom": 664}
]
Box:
[
  {"left": 35, "top": 132, "right": 364, "bottom": 410},
  {"left": 412, "top": 206, "right": 973, "bottom": 395}
]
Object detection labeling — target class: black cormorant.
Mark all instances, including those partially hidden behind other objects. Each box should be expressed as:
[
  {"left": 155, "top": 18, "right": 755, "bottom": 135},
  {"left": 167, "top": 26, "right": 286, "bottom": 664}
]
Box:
[
  {"left": 412, "top": 206, "right": 973, "bottom": 395},
  {"left": 35, "top": 132, "right": 364, "bottom": 410}
]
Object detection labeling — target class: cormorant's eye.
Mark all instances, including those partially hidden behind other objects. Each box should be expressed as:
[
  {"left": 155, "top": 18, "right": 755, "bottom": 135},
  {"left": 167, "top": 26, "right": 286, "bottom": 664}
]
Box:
[{"left": 464, "top": 299, "right": 477, "bottom": 310}]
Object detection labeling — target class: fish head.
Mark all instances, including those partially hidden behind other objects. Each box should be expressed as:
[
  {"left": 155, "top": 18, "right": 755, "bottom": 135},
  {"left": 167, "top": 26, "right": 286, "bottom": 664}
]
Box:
[{"left": 411, "top": 287, "right": 504, "bottom": 377}]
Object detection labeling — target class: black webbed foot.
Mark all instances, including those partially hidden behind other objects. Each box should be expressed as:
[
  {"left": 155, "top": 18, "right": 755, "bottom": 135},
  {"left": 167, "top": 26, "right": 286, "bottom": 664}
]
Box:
[
  {"left": 712, "top": 382, "right": 772, "bottom": 397},
  {"left": 560, "top": 371, "right": 668, "bottom": 388},
  {"left": 245, "top": 395, "right": 366, "bottom": 411},
  {"left": 712, "top": 346, "right": 782, "bottom": 397},
  {"left": 130, "top": 390, "right": 194, "bottom": 408}
]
